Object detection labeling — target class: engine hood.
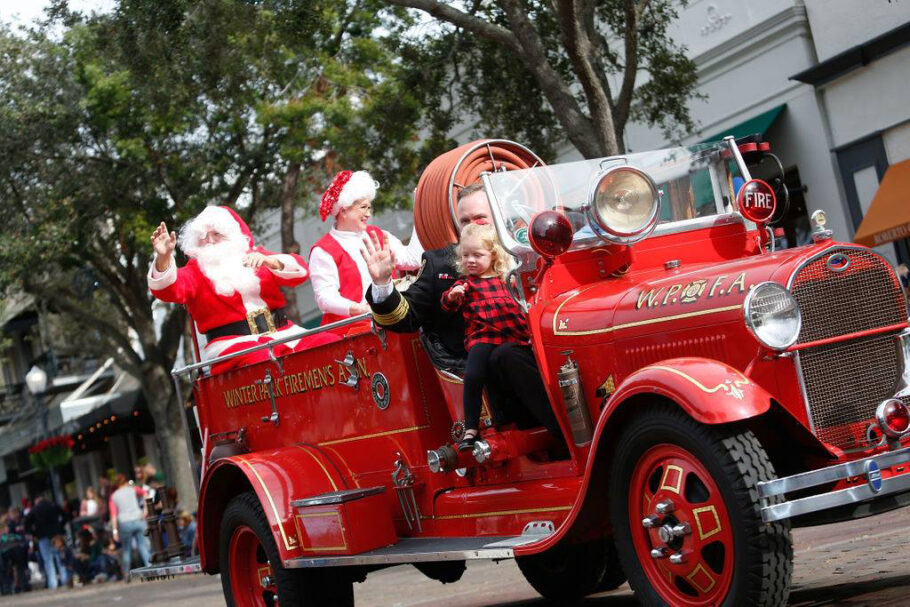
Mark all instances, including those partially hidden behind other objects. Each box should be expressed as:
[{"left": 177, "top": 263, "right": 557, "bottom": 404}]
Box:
[{"left": 543, "top": 243, "right": 834, "bottom": 340}]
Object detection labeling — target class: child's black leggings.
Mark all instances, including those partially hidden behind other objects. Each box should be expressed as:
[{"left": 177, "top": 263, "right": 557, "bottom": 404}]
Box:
[{"left": 462, "top": 343, "right": 498, "bottom": 431}]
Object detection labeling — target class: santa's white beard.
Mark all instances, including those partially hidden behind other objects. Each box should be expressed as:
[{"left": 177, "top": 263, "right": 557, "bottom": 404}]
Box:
[{"left": 194, "top": 241, "right": 260, "bottom": 298}]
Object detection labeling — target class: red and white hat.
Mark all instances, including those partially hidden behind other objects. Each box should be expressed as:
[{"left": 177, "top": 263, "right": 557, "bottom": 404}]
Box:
[
  {"left": 178, "top": 205, "right": 254, "bottom": 258},
  {"left": 319, "top": 170, "right": 378, "bottom": 222}
]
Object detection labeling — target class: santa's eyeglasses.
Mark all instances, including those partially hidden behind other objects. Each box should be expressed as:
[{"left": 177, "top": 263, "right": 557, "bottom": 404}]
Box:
[{"left": 199, "top": 231, "right": 226, "bottom": 245}]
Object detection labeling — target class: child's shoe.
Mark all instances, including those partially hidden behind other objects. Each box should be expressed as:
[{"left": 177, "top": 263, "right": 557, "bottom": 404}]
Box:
[{"left": 458, "top": 430, "right": 478, "bottom": 452}]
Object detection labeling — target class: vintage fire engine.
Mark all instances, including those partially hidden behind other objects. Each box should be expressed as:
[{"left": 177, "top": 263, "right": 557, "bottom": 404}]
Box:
[{"left": 134, "top": 137, "right": 910, "bottom": 607}]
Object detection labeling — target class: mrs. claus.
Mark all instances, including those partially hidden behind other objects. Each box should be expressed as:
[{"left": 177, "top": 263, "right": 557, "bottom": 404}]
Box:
[{"left": 309, "top": 170, "right": 423, "bottom": 326}]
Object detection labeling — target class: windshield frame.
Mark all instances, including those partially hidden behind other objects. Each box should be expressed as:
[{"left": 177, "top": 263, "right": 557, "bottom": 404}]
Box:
[{"left": 481, "top": 136, "right": 755, "bottom": 306}]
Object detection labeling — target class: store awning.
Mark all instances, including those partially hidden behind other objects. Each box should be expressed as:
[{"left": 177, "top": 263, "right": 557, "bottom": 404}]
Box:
[
  {"left": 854, "top": 159, "right": 910, "bottom": 247},
  {"left": 701, "top": 105, "right": 786, "bottom": 143}
]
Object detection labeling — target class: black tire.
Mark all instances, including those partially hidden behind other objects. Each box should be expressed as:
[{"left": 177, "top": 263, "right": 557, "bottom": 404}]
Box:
[
  {"left": 608, "top": 404, "right": 792, "bottom": 607},
  {"left": 516, "top": 538, "right": 624, "bottom": 603},
  {"left": 219, "top": 492, "right": 353, "bottom": 607}
]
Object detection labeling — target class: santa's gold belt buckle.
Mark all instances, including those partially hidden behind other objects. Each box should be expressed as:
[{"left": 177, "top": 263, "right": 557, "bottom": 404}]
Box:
[{"left": 246, "top": 308, "right": 276, "bottom": 335}]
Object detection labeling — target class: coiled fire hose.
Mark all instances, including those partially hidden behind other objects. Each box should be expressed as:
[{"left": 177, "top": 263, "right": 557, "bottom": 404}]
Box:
[{"left": 414, "top": 139, "right": 545, "bottom": 250}]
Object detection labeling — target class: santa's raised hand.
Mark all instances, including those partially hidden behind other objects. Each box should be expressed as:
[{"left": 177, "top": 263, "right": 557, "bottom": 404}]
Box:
[
  {"left": 151, "top": 222, "right": 177, "bottom": 271},
  {"left": 360, "top": 229, "right": 396, "bottom": 286}
]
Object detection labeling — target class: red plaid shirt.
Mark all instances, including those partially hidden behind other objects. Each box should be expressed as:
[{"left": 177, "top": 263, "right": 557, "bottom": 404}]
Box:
[{"left": 441, "top": 275, "right": 530, "bottom": 350}]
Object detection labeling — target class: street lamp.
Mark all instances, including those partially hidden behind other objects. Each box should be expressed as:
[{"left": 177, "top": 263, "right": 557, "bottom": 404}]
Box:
[
  {"left": 25, "top": 365, "right": 62, "bottom": 505},
  {"left": 25, "top": 365, "right": 47, "bottom": 395}
]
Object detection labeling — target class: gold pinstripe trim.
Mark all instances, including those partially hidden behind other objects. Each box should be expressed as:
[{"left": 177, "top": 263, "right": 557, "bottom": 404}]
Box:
[
  {"left": 240, "top": 458, "right": 298, "bottom": 551},
  {"left": 321, "top": 446, "right": 361, "bottom": 488},
  {"left": 553, "top": 304, "right": 743, "bottom": 336},
  {"left": 372, "top": 295, "right": 410, "bottom": 326},
  {"left": 293, "top": 445, "right": 338, "bottom": 491},
  {"left": 551, "top": 285, "right": 601, "bottom": 334},
  {"left": 648, "top": 365, "right": 750, "bottom": 398},
  {"left": 432, "top": 505, "right": 573, "bottom": 520},
  {"left": 317, "top": 425, "right": 429, "bottom": 446},
  {"left": 293, "top": 512, "right": 348, "bottom": 552}
]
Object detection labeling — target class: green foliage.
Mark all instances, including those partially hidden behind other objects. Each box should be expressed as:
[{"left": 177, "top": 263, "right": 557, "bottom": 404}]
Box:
[
  {"left": 0, "top": 0, "right": 437, "bottom": 381},
  {"left": 392, "top": 0, "right": 701, "bottom": 156}
]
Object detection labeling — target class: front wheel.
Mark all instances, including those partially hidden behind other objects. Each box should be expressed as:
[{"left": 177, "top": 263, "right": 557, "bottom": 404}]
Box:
[
  {"left": 608, "top": 405, "right": 792, "bottom": 607},
  {"left": 219, "top": 492, "right": 353, "bottom": 607}
]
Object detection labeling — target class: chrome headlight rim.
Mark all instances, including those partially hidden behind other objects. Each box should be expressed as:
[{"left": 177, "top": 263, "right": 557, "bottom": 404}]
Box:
[
  {"left": 743, "top": 281, "right": 803, "bottom": 351},
  {"left": 586, "top": 165, "right": 661, "bottom": 245}
]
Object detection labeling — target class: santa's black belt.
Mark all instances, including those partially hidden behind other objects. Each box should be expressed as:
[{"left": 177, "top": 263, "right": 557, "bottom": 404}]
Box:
[{"left": 205, "top": 307, "right": 288, "bottom": 341}]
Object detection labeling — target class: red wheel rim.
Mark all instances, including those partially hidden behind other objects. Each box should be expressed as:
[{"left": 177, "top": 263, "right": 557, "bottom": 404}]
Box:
[
  {"left": 229, "top": 525, "right": 278, "bottom": 607},
  {"left": 628, "top": 444, "right": 735, "bottom": 606}
]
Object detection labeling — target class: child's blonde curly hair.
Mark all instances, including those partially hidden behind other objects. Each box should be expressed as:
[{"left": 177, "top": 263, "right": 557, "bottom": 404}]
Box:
[{"left": 456, "top": 223, "right": 509, "bottom": 279}]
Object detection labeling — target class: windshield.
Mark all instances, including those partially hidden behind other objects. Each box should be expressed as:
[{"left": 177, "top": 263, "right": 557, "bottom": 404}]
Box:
[{"left": 483, "top": 140, "right": 746, "bottom": 258}]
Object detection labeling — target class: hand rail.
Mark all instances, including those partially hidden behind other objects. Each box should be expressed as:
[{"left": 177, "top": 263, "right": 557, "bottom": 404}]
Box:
[{"left": 171, "top": 313, "right": 372, "bottom": 378}]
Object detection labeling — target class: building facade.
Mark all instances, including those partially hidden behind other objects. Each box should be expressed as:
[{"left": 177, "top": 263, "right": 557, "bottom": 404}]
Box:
[{"left": 620, "top": 0, "right": 910, "bottom": 266}]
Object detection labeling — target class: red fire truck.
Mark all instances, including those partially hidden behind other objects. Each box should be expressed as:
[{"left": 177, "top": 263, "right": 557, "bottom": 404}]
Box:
[{"left": 134, "top": 137, "right": 910, "bottom": 607}]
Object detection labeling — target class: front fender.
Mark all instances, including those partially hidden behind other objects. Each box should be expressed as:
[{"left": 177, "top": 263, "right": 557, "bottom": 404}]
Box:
[
  {"left": 606, "top": 357, "right": 771, "bottom": 424},
  {"left": 197, "top": 444, "right": 346, "bottom": 572},
  {"left": 514, "top": 357, "right": 771, "bottom": 557}
]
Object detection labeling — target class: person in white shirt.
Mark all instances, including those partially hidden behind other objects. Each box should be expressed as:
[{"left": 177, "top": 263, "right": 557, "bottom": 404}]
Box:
[{"left": 309, "top": 170, "right": 422, "bottom": 326}]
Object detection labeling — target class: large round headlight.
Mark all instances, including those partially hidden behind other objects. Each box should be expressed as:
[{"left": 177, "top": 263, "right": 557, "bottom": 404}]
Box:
[
  {"left": 744, "top": 282, "right": 802, "bottom": 350},
  {"left": 587, "top": 166, "right": 660, "bottom": 245}
]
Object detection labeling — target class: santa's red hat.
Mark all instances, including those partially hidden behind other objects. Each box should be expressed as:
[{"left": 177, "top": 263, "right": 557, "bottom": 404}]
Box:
[
  {"left": 178, "top": 205, "right": 254, "bottom": 258},
  {"left": 320, "top": 170, "right": 378, "bottom": 222}
]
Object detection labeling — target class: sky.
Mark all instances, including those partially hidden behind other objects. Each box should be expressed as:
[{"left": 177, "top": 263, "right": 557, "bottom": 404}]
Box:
[{"left": 0, "top": 0, "right": 114, "bottom": 27}]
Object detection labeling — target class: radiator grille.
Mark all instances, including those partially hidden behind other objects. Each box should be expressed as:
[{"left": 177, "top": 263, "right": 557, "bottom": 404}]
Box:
[
  {"left": 799, "top": 333, "right": 902, "bottom": 449},
  {"left": 790, "top": 248, "right": 905, "bottom": 344}
]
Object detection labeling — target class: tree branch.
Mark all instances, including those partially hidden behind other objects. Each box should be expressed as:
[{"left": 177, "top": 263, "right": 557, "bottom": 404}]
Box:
[
  {"left": 554, "top": 0, "right": 619, "bottom": 155},
  {"left": 613, "top": 0, "right": 641, "bottom": 136},
  {"left": 385, "top": 0, "right": 520, "bottom": 52},
  {"left": 496, "top": 0, "right": 603, "bottom": 158},
  {"left": 27, "top": 282, "right": 144, "bottom": 370}
]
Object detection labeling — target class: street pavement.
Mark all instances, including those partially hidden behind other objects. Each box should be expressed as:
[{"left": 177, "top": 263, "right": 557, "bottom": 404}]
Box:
[{"left": 3, "top": 505, "right": 909, "bottom": 606}]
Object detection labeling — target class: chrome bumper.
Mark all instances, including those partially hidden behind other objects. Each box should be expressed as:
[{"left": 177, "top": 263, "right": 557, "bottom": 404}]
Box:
[{"left": 758, "top": 446, "right": 910, "bottom": 522}]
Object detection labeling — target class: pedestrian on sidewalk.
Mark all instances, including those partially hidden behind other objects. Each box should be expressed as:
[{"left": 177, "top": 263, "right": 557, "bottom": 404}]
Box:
[
  {"left": 109, "top": 474, "right": 150, "bottom": 579},
  {"left": 24, "top": 496, "right": 69, "bottom": 589}
]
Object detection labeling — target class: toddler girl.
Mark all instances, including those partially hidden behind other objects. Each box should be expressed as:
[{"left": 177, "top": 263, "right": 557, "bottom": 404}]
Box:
[{"left": 441, "top": 224, "right": 530, "bottom": 451}]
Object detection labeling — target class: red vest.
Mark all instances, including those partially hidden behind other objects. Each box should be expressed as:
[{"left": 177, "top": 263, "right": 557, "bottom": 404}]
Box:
[{"left": 311, "top": 225, "right": 395, "bottom": 326}]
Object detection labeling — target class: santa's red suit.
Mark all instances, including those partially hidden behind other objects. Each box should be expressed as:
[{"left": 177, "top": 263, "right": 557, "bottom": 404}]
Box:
[{"left": 148, "top": 206, "right": 333, "bottom": 374}]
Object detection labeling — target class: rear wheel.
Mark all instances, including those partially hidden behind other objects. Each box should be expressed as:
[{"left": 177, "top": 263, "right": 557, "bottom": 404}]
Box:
[
  {"left": 516, "top": 538, "right": 625, "bottom": 603},
  {"left": 608, "top": 405, "right": 792, "bottom": 606},
  {"left": 219, "top": 492, "right": 353, "bottom": 607}
]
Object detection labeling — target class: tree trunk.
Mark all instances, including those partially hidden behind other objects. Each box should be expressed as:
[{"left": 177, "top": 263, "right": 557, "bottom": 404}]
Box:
[
  {"left": 279, "top": 161, "right": 302, "bottom": 325},
  {"left": 141, "top": 362, "right": 198, "bottom": 511}
]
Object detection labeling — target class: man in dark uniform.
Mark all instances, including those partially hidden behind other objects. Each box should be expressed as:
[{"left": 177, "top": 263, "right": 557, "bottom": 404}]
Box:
[{"left": 363, "top": 184, "right": 562, "bottom": 438}]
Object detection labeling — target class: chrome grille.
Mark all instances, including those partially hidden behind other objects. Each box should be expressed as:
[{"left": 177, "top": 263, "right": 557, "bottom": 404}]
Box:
[
  {"left": 789, "top": 248, "right": 905, "bottom": 344},
  {"left": 799, "top": 333, "right": 902, "bottom": 449}
]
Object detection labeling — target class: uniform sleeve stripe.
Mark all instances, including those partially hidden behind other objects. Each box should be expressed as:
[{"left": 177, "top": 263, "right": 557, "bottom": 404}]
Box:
[{"left": 372, "top": 295, "right": 410, "bottom": 326}]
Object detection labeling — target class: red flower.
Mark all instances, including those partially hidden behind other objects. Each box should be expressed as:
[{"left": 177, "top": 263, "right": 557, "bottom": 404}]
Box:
[{"left": 319, "top": 170, "right": 352, "bottom": 221}]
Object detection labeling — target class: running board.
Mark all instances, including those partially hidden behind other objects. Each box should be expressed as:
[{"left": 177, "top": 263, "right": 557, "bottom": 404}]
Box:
[
  {"left": 283, "top": 530, "right": 550, "bottom": 569},
  {"left": 130, "top": 556, "right": 202, "bottom": 581}
]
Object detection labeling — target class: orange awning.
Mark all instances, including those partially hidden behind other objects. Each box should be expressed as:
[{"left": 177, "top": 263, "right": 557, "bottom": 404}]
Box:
[{"left": 854, "top": 159, "right": 910, "bottom": 247}]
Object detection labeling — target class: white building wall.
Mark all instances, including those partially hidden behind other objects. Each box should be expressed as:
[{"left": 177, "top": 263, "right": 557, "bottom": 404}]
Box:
[
  {"left": 884, "top": 121, "right": 910, "bottom": 163},
  {"left": 821, "top": 48, "right": 910, "bottom": 149},
  {"left": 804, "top": 0, "right": 910, "bottom": 61}
]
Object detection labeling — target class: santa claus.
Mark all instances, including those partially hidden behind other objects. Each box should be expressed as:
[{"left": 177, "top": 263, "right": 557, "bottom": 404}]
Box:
[
  {"left": 309, "top": 170, "right": 423, "bottom": 327},
  {"left": 148, "top": 205, "right": 331, "bottom": 374}
]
